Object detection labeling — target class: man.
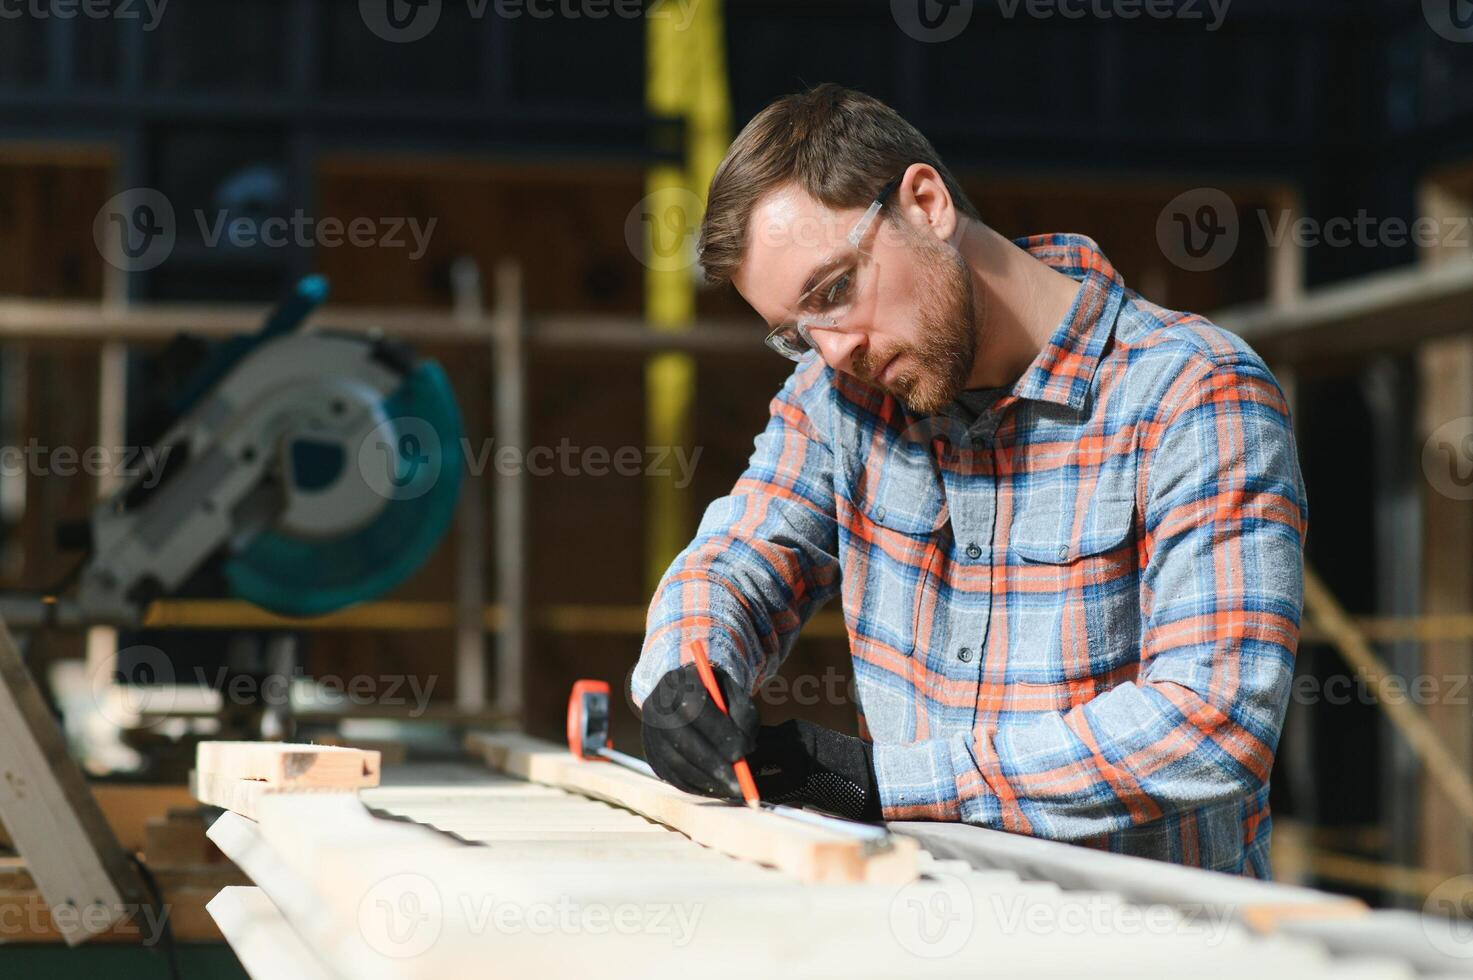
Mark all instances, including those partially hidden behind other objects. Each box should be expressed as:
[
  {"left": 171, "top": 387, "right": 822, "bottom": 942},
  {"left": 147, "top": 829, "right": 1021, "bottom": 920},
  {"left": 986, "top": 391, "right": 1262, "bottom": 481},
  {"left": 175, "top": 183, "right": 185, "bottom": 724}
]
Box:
[{"left": 630, "top": 84, "right": 1306, "bottom": 877}]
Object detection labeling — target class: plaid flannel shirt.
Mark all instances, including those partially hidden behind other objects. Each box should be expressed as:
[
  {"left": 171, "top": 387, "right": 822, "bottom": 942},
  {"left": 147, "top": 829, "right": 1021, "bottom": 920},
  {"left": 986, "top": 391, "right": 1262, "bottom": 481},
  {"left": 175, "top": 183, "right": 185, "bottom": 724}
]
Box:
[{"left": 632, "top": 234, "right": 1307, "bottom": 876}]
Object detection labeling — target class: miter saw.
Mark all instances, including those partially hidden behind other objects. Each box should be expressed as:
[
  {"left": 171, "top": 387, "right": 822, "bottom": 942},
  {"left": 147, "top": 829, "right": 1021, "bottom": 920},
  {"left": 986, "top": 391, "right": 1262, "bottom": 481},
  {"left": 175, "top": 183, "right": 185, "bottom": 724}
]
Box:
[{"left": 0, "top": 275, "right": 465, "bottom": 629}]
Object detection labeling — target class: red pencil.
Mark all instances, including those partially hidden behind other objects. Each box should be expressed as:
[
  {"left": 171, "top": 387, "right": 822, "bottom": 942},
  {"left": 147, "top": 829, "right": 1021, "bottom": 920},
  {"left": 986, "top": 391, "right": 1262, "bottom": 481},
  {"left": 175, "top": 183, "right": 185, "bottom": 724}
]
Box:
[{"left": 689, "top": 640, "right": 761, "bottom": 807}]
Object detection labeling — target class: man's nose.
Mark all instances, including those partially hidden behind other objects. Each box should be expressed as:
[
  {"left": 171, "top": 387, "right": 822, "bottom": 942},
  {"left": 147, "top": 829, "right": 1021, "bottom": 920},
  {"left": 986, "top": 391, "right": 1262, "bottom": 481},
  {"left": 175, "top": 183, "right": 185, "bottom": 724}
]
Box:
[{"left": 810, "top": 326, "right": 866, "bottom": 374}]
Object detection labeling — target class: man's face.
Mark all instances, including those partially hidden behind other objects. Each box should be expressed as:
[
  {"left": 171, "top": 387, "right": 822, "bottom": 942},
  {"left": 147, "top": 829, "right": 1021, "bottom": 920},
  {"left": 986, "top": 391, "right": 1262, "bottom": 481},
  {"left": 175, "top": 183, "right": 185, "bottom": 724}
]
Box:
[{"left": 732, "top": 185, "right": 977, "bottom": 415}]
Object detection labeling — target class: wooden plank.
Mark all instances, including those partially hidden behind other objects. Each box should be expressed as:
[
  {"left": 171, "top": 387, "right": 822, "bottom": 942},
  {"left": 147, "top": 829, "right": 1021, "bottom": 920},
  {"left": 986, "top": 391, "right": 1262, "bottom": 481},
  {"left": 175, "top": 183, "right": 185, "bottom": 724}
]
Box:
[
  {"left": 464, "top": 731, "right": 919, "bottom": 885},
  {"left": 202, "top": 763, "right": 1428, "bottom": 978},
  {"left": 0, "top": 298, "right": 763, "bottom": 351},
  {"left": 0, "top": 619, "right": 147, "bottom": 945},
  {"left": 191, "top": 770, "right": 274, "bottom": 820},
  {"left": 1218, "top": 258, "right": 1473, "bottom": 364},
  {"left": 492, "top": 261, "right": 526, "bottom": 723},
  {"left": 1303, "top": 567, "right": 1473, "bottom": 829},
  {"left": 196, "top": 741, "right": 381, "bottom": 789},
  {"left": 310, "top": 735, "right": 407, "bottom": 768},
  {"left": 207, "top": 799, "right": 455, "bottom": 980},
  {"left": 233, "top": 792, "right": 1396, "bottom": 980},
  {"left": 1238, "top": 901, "right": 1374, "bottom": 936},
  {"left": 192, "top": 768, "right": 370, "bottom": 824},
  {"left": 1417, "top": 175, "right": 1473, "bottom": 878},
  {"left": 208, "top": 886, "right": 342, "bottom": 980}
]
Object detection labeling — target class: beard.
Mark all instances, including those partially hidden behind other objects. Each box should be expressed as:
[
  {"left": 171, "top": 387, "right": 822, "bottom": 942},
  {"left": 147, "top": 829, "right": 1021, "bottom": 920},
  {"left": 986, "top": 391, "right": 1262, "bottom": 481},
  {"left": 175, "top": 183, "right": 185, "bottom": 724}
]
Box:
[{"left": 855, "top": 229, "right": 978, "bottom": 415}]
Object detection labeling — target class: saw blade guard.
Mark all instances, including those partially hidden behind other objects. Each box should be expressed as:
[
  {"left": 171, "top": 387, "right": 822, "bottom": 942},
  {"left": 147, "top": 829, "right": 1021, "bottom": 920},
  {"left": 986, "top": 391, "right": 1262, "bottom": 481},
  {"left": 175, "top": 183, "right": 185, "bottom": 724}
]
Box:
[{"left": 222, "top": 359, "right": 465, "bottom": 617}]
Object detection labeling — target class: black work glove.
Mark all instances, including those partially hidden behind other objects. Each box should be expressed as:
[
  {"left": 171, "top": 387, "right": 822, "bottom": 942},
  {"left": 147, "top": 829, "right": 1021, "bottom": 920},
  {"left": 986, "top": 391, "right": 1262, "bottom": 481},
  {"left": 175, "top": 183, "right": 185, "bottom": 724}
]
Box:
[
  {"left": 640, "top": 662, "right": 759, "bottom": 800},
  {"left": 747, "top": 719, "right": 882, "bottom": 823}
]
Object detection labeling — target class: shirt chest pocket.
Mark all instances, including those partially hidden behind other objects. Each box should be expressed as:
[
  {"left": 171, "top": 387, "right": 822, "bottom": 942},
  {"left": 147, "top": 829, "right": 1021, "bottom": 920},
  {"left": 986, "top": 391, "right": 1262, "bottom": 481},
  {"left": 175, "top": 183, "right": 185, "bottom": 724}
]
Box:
[
  {"left": 840, "top": 442, "right": 950, "bottom": 656},
  {"left": 1006, "top": 493, "right": 1141, "bottom": 685}
]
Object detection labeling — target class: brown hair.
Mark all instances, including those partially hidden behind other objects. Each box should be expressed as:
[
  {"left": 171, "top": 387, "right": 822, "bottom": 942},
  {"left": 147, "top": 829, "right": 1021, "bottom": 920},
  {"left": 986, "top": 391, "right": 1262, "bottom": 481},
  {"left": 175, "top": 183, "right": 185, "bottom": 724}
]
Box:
[{"left": 697, "top": 83, "right": 981, "bottom": 285}]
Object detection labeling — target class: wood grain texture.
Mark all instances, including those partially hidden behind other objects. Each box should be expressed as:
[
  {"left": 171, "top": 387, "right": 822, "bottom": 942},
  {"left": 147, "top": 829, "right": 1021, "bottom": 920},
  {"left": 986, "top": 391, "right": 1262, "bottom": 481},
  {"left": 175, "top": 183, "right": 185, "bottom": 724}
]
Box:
[
  {"left": 203, "top": 763, "right": 1422, "bottom": 980},
  {"left": 464, "top": 731, "right": 919, "bottom": 885},
  {"left": 191, "top": 769, "right": 365, "bottom": 822},
  {"left": 191, "top": 770, "right": 271, "bottom": 820},
  {"left": 196, "top": 741, "right": 382, "bottom": 789}
]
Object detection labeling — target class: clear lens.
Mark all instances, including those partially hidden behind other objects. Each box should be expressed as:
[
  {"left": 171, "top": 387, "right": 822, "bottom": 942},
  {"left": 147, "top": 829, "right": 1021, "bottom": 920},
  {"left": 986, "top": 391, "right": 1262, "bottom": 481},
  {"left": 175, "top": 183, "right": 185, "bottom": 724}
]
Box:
[
  {"left": 764, "top": 324, "right": 811, "bottom": 362},
  {"left": 803, "top": 262, "right": 859, "bottom": 321},
  {"left": 763, "top": 235, "right": 875, "bottom": 363}
]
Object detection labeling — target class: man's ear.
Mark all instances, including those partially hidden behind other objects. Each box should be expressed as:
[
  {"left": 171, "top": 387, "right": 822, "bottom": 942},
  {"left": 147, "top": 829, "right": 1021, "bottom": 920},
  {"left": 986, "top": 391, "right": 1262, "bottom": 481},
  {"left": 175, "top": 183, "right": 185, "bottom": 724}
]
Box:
[{"left": 894, "top": 162, "right": 957, "bottom": 243}]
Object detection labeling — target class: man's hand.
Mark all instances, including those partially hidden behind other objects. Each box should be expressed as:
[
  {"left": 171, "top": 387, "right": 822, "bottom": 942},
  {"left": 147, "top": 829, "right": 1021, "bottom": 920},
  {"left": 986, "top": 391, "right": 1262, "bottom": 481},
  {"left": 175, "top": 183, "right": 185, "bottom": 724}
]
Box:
[
  {"left": 640, "top": 662, "right": 759, "bottom": 799},
  {"left": 747, "top": 719, "right": 882, "bottom": 822}
]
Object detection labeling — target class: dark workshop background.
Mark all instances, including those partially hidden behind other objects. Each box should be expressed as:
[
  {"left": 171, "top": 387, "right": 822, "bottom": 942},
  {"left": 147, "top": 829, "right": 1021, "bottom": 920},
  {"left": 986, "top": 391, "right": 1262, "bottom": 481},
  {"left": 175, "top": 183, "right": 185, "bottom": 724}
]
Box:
[{"left": 1, "top": 0, "right": 1472, "bottom": 912}]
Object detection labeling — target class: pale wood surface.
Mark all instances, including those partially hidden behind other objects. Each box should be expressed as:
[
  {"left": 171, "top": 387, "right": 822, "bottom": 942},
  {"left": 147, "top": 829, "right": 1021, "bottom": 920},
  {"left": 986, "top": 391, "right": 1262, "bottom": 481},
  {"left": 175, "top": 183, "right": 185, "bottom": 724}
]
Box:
[
  {"left": 195, "top": 761, "right": 1429, "bottom": 979},
  {"left": 196, "top": 741, "right": 382, "bottom": 789},
  {"left": 191, "top": 770, "right": 365, "bottom": 822},
  {"left": 464, "top": 730, "right": 920, "bottom": 885},
  {"left": 208, "top": 887, "right": 341, "bottom": 980}
]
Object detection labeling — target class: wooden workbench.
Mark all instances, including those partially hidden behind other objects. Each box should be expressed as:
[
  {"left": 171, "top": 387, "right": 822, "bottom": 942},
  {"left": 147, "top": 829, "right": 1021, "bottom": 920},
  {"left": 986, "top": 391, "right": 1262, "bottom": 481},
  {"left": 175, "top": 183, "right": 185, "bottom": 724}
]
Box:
[{"left": 191, "top": 738, "right": 1473, "bottom": 979}]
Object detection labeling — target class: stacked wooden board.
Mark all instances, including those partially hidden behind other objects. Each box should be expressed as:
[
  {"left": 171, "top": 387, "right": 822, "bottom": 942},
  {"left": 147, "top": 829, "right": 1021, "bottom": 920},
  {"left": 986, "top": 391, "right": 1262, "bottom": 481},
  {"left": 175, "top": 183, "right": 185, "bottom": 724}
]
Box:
[
  {"left": 193, "top": 740, "right": 382, "bottom": 820},
  {"left": 191, "top": 737, "right": 1471, "bottom": 979}
]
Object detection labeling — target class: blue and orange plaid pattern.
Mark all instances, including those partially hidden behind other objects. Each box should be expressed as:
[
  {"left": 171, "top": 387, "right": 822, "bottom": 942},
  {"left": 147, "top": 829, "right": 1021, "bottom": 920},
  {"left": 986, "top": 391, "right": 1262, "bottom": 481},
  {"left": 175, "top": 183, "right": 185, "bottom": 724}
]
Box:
[{"left": 632, "top": 234, "right": 1307, "bottom": 876}]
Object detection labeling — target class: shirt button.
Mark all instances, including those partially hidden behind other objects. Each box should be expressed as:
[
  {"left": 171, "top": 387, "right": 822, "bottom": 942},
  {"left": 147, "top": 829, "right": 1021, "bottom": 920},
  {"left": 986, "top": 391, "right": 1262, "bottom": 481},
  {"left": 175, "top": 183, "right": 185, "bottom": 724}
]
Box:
[
  {"left": 965, "top": 543, "right": 982, "bottom": 560},
  {"left": 957, "top": 647, "right": 974, "bottom": 662},
  {"left": 1057, "top": 545, "right": 1069, "bottom": 561},
  {"left": 875, "top": 506, "right": 887, "bottom": 522}
]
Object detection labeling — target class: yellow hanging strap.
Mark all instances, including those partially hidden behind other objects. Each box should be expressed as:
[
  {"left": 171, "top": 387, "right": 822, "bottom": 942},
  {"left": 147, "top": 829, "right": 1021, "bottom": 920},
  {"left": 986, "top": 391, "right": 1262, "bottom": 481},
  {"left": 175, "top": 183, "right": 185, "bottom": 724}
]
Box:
[{"left": 644, "top": 0, "right": 731, "bottom": 592}]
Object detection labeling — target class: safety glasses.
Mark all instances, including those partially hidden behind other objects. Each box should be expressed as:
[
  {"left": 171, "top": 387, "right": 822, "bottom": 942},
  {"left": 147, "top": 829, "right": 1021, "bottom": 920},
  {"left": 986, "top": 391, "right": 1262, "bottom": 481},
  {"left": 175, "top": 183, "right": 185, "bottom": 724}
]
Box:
[{"left": 763, "top": 175, "right": 902, "bottom": 362}]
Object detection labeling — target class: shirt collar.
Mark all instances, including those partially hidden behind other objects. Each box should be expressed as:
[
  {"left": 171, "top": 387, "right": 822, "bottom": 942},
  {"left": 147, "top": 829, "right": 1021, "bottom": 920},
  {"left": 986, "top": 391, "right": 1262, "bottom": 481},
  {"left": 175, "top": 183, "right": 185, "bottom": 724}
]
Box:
[{"left": 1005, "top": 233, "right": 1127, "bottom": 412}]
